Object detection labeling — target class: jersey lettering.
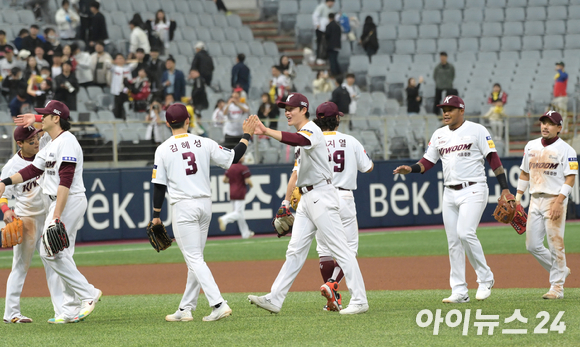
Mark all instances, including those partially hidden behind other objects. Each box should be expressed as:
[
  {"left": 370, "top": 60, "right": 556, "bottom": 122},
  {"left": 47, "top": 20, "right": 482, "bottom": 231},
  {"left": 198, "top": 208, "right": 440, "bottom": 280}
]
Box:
[
  {"left": 22, "top": 180, "right": 39, "bottom": 193},
  {"left": 46, "top": 161, "right": 56, "bottom": 168},
  {"left": 333, "top": 150, "right": 345, "bottom": 172},
  {"left": 438, "top": 143, "right": 473, "bottom": 156},
  {"left": 182, "top": 152, "right": 198, "bottom": 175},
  {"left": 529, "top": 163, "right": 559, "bottom": 169}
]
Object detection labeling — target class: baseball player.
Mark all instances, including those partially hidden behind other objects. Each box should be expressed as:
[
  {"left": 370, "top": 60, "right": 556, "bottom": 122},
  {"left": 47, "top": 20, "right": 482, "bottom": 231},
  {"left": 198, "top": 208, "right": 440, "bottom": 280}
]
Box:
[
  {"left": 218, "top": 156, "right": 255, "bottom": 239},
  {"left": 151, "top": 104, "right": 257, "bottom": 322},
  {"left": 394, "top": 95, "right": 513, "bottom": 303},
  {"left": 0, "top": 101, "right": 101, "bottom": 323},
  {"left": 313, "top": 102, "right": 373, "bottom": 311},
  {"left": 1, "top": 126, "right": 60, "bottom": 323},
  {"left": 516, "top": 111, "right": 576, "bottom": 299},
  {"left": 247, "top": 93, "right": 369, "bottom": 315}
]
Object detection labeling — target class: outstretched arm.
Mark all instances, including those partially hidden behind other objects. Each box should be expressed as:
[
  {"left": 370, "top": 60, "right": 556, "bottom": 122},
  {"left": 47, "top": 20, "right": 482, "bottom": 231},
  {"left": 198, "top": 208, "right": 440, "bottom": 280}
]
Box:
[{"left": 393, "top": 158, "right": 435, "bottom": 175}]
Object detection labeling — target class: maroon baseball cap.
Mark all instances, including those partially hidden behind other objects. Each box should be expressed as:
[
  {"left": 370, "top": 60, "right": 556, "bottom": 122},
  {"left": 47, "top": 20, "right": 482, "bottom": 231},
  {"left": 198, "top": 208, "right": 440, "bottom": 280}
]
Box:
[
  {"left": 14, "top": 125, "right": 41, "bottom": 142},
  {"left": 436, "top": 95, "right": 465, "bottom": 109},
  {"left": 165, "top": 103, "right": 190, "bottom": 124},
  {"left": 316, "top": 102, "right": 343, "bottom": 119},
  {"left": 277, "top": 93, "right": 309, "bottom": 109},
  {"left": 34, "top": 100, "right": 70, "bottom": 120},
  {"left": 539, "top": 110, "right": 563, "bottom": 126}
]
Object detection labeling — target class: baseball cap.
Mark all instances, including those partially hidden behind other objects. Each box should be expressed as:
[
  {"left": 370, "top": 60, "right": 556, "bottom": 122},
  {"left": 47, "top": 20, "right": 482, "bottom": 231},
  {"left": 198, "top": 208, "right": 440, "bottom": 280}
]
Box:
[
  {"left": 14, "top": 125, "right": 41, "bottom": 142},
  {"left": 165, "top": 103, "right": 189, "bottom": 124},
  {"left": 34, "top": 100, "right": 70, "bottom": 120},
  {"left": 539, "top": 110, "right": 563, "bottom": 126},
  {"left": 277, "top": 93, "right": 309, "bottom": 109},
  {"left": 436, "top": 95, "right": 465, "bottom": 109},
  {"left": 4, "top": 44, "right": 14, "bottom": 53},
  {"left": 316, "top": 101, "right": 343, "bottom": 119}
]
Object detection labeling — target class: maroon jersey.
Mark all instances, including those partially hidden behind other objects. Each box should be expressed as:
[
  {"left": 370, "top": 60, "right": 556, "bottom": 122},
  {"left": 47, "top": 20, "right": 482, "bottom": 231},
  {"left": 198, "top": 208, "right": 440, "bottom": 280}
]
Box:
[{"left": 225, "top": 163, "right": 251, "bottom": 200}]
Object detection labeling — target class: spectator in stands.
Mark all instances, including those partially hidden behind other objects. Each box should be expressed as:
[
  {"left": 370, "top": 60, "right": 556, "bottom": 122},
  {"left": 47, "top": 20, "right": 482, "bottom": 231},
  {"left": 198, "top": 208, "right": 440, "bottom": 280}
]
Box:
[
  {"left": 330, "top": 78, "right": 350, "bottom": 115},
  {"left": 553, "top": 62, "right": 568, "bottom": 122},
  {"left": 221, "top": 90, "right": 250, "bottom": 148},
  {"left": 360, "top": 15, "right": 378, "bottom": 63},
  {"left": 313, "top": 70, "right": 333, "bottom": 94},
  {"left": 55, "top": 0, "right": 80, "bottom": 41},
  {"left": 2, "top": 67, "right": 26, "bottom": 101},
  {"left": 75, "top": 0, "right": 92, "bottom": 43},
  {"left": 61, "top": 44, "right": 76, "bottom": 71},
  {"left": 146, "top": 99, "right": 165, "bottom": 144},
  {"left": 24, "top": 0, "right": 50, "bottom": 22},
  {"left": 34, "top": 47, "right": 50, "bottom": 69},
  {"left": 17, "top": 50, "right": 32, "bottom": 68},
  {"left": 147, "top": 47, "right": 165, "bottom": 94},
  {"left": 22, "top": 25, "right": 43, "bottom": 53},
  {"left": 51, "top": 52, "right": 63, "bottom": 80},
  {"left": 213, "top": 0, "right": 228, "bottom": 12},
  {"left": 42, "top": 28, "right": 62, "bottom": 65},
  {"left": 342, "top": 73, "right": 360, "bottom": 115},
  {"left": 270, "top": 65, "right": 290, "bottom": 103},
  {"left": 110, "top": 53, "right": 137, "bottom": 119},
  {"left": 212, "top": 99, "right": 226, "bottom": 128},
  {"left": 406, "top": 76, "right": 424, "bottom": 115},
  {"left": 23, "top": 56, "right": 40, "bottom": 82},
  {"left": 231, "top": 53, "right": 251, "bottom": 94},
  {"left": 9, "top": 89, "right": 32, "bottom": 119},
  {"left": 188, "top": 69, "right": 208, "bottom": 117},
  {"left": 325, "top": 13, "right": 342, "bottom": 77},
  {"left": 257, "top": 92, "right": 279, "bottom": 130},
  {"left": 27, "top": 73, "right": 53, "bottom": 108},
  {"left": 339, "top": 12, "right": 358, "bottom": 51},
  {"left": 126, "top": 67, "right": 151, "bottom": 112},
  {"left": 12, "top": 29, "right": 29, "bottom": 52},
  {"left": 54, "top": 60, "right": 79, "bottom": 110},
  {"left": 71, "top": 43, "right": 92, "bottom": 87},
  {"left": 89, "top": 41, "right": 112, "bottom": 88},
  {"left": 0, "top": 46, "right": 19, "bottom": 81},
  {"left": 131, "top": 13, "right": 147, "bottom": 30},
  {"left": 312, "top": 0, "right": 335, "bottom": 65},
  {"left": 129, "top": 19, "right": 151, "bottom": 57},
  {"left": 88, "top": 1, "right": 109, "bottom": 50},
  {"left": 279, "top": 55, "right": 296, "bottom": 80},
  {"left": 162, "top": 56, "right": 186, "bottom": 102},
  {"left": 191, "top": 42, "right": 214, "bottom": 85},
  {"left": 0, "top": 30, "right": 8, "bottom": 60},
  {"left": 432, "top": 52, "right": 455, "bottom": 114},
  {"left": 483, "top": 83, "right": 508, "bottom": 138},
  {"left": 149, "top": 10, "right": 171, "bottom": 55},
  {"left": 131, "top": 48, "right": 149, "bottom": 78}
]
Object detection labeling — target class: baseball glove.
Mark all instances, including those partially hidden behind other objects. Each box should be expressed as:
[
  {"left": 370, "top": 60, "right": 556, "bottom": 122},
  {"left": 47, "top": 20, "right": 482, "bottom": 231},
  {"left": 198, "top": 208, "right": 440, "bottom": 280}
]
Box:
[
  {"left": 290, "top": 187, "right": 301, "bottom": 211},
  {"left": 42, "top": 219, "right": 70, "bottom": 256},
  {"left": 272, "top": 205, "right": 294, "bottom": 238},
  {"left": 510, "top": 204, "right": 527, "bottom": 235},
  {"left": 493, "top": 193, "right": 516, "bottom": 224},
  {"left": 1, "top": 217, "right": 23, "bottom": 248},
  {"left": 146, "top": 221, "right": 172, "bottom": 252}
]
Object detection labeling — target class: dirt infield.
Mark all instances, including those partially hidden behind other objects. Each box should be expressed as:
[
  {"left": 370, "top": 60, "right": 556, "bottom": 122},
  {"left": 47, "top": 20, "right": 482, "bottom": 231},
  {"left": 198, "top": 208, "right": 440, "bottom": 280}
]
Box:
[{"left": 1, "top": 254, "right": 578, "bottom": 298}]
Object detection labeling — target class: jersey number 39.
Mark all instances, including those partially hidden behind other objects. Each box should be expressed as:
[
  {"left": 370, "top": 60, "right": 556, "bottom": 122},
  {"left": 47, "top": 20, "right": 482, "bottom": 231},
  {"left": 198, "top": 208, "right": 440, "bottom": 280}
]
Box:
[{"left": 182, "top": 152, "right": 198, "bottom": 175}]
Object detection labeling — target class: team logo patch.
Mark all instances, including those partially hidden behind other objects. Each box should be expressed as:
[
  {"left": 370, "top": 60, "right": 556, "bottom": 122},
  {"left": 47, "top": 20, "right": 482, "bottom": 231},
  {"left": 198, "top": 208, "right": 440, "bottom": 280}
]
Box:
[
  {"left": 62, "top": 156, "right": 77, "bottom": 162},
  {"left": 298, "top": 129, "right": 313, "bottom": 137},
  {"left": 486, "top": 136, "right": 492, "bottom": 140},
  {"left": 487, "top": 140, "right": 495, "bottom": 148},
  {"left": 219, "top": 145, "right": 231, "bottom": 152},
  {"left": 152, "top": 170, "right": 157, "bottom": 179}
]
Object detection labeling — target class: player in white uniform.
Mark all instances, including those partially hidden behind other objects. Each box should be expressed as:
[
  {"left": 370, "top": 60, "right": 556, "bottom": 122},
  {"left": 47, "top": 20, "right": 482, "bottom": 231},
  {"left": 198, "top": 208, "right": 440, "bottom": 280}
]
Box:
[
  {"left": 394, "top": 96, "right": 514, "bottom": 303},
  {"left": 310, "top": 102, "right": 373, "bottom": 311},
  {"left": 516, "top": 111, "right": 576, "bottom": 299},
  {"left": 151, "top": 103, "right": 256, "bottom": 322},
  {"left": 1, "top": 126, "right": 60, "bottom": 323},
  {"left": 0, "top": 101, "right": 101, "bottom": 323},
  {"left": 247, "top": 93, "right": 369, "bottom": 315}
]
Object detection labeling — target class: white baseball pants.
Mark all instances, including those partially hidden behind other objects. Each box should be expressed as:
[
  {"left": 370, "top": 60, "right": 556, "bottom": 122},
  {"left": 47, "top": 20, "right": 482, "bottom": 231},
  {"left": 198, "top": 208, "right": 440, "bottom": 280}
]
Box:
[
  {"left": 266, "top": 184, "right": 367, "bottom": 308},
  {"left": 316, "top": 189, "right": 358, "bottom": 256},
  {"left": 3, "top": 214, "right": 61, "bottom": 321},
  {"left": 526, "top": 194, "right": 568, "bottom": 291},
  {"left": 442, "top": 183, "right": 494, "bottom": 296},
  {"left": 221, "top": 200, "right": 252, "bottom": 238},
  {"left": 173, "top": 198, "right": 224, "bottom": 309},
  {"left": 40, "top": 194, "right": 98, "bottom": 319}
]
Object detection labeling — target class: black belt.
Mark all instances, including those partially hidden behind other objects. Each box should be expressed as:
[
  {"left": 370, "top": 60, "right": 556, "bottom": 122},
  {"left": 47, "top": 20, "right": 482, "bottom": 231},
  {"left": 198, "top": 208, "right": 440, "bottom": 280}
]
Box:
[
  {"left": 48, "top": 195, "right": 56, "bottom": 201},
  {"left": 446, "top": 182, "right": 476, "bottom": 190},
  {"left": 300, "top": 179, "right": 332, "bottom": 194},
  {"left": 338, "top": 187, "right": 350, "bottom": 191}
]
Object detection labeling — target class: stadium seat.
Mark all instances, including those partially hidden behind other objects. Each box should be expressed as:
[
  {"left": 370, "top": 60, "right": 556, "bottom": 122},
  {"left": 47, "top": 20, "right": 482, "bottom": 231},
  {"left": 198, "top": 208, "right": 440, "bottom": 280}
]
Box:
[
  {"left": 239, "top": 27, "right": 254, "bottom": 41},
  {"left": 501, "top": 36, "right": 522, "bottom": 51},
  {"left": 439, "top": 23, "right": 460, "bottom": 38},
  {"left": 403, "top": 0, "right": 423, "bottom": 10},
  {"left": 234, "top": 42, "right": 251, "bottom": 57},
  {"left": 190, "top": 1, "right": 205, "bottom": 13},
  {"left": 459, "top": 37, "right": 479, "bottom": 52},
  {"left": 543, "top": 35, "right": 564, "bottom": 50},
  {"left": 503, "top": 22, "right": 523, "bottom": 36},
  {"left": 367, "top": 65, "right": 387, "bottom": 92},
  {"left": 463, "top": 8, "right": 483, "bottom": 22},
  {"left": 442, "top": 9, "right": 463, "bottom": 23},
  {"left": 438, "top": 38, "right": 458, "bottom": 52},
  {"left": 565, "top": 34, "right": 580, "bottom": 49},
  {"left": 210, "top": 27, "right": 226, "bottom": 42},
  {"left": 202, "top": 1, "right": 218, "bottom": 13},
  {"left": 484, "top": 8, "right": 504, "bottom": 22},
  {"left": 421, "top": 10, "right": 442, "bottom": 25},
  {"left": 522, "top": 36, "right": 543, "bottom": 51},
  {"left": 361, "top": 0, "right": 382, "bottom": 12},
  {"left": 504, "top": 8, "right": 525, "bottom": 22},
  {"left": 341, "top": 0, "right": 361, "bottom": 12},
  {"left": 200, "top": 16, "right": 214, "bottom": 27},
  {"left": 111, "top": 12, "right": 127, "bottom": 26},
  {"left": 395, "top": 40, "right": 416, "bottom": 54},
  {"left": 299, "top": 1, "right": 318, "bottom": 13},
  {"left": 380, "top": 11, "right": 400, "bottom": 24},
  {"left": 383, "top": 0, "right": 403, "bottom": 11},
  {"left": 478, "top": 51, "right": 498, "bottom": 62},
  {"left": 416, "top": 39, "right": 437, "bottom": 54},
  {"left": 570, "top": 6, "right": 580, "bottom": 20},
  {"left": 226, "top": 30, "right": 241, "bottom": 42},
  {"left": 174, "top": 0, "right": 190, "bottom": 13},
  {"left": 528, "top": 0, "right": 548, "bottom": 5},
  {"left": 228, "top": 14, "right": 243, "bottom": 28},
  {"left": 196, "top": 27, "right": 212, "bottom": 43},
  {"left": 499, "top": 51, "right": 519, "bottom": 61},
  {"left": 213, "top": 14, "right": 229, "bottom": 28},
  {"left": 419, "top": 24, "right": 439, "bottom": 39},
  {"left": 550, "top": 0, "right": 569, "bottom": 4},
  {"left": 359, "top": 12, "right": 380, "bottom": 25},
  {"left": 524, "top": 21, "right": 544, "bottom": 36},
  {"left": 377, "top": 25, "right": 397, "bottom": 40},
  {"left": 445, "top": 0, "right": 465, "bottom": 8},
  {"left": 461, "top": 23, "right": 481, "bottom": 37},
  {"left": 377, "top": 40, "right": 395, "bottom": 54},
  {"left": 414, "top": 53, "right": 436, "bottom": 65},
  {"left": 480, "top": 37, "right": 500, "bottom": 51},
  {"left": 401, "top": 10, "right": 421, "bottom": 25},
  {"left": 542, "top": 50, "right": 563, "bottom": 61},
  {"left": 545, "top": 21, "right": 566, "bottom": 35},
  {"left": 263, "top": 41, "right": 279, "bottom": 56},
  {"left": 526, "top": 7, "right": 546, "bottom": 21},
  {"left": 278, "top": 1, "right": 298, "bottom": 31},
  {"left": 145, "top": 0, "right": 160, "bottom": 12},
  {"left": 249, "top": 41, "right": 266, "bottom": 56},
  {"left": 205, "top": 42, "right": 222, "bottom": 56},
  {"left": 132, "top": 0, "right": 147, "bottom": 13},
  {"left": 466, "top": 0, "right": 486, "bottom": 7},
  {"left": 220, "top": 42, "right": 237, "bottom": 56},
  {"left": 487, "top": 0, "right": 506, "bottom": 6},
  {"left": 178, "top": 41, "right": 194, "bottom": 56},
  {"left": 482, "top": 23, "right": 503, "bottom": 37},
  {"left": 398, "top": 25, "right": 418, "bottom": 39}
]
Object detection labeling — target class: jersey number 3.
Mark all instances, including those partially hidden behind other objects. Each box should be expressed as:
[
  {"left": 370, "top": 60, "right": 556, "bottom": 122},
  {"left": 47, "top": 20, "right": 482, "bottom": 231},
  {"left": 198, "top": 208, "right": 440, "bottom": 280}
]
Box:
[
  {"left": 333, "top": 150, "right": 345, "bottom": 172},
  {"left": 182, "top": 152, "right": 198, "bottom": 175}
]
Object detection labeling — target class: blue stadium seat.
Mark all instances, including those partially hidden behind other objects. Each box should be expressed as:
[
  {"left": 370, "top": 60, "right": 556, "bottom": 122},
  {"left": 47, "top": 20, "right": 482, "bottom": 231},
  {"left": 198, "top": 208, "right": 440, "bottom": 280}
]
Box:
[{"left": 424, "top": 0, "right": 444, "bottom": 9}]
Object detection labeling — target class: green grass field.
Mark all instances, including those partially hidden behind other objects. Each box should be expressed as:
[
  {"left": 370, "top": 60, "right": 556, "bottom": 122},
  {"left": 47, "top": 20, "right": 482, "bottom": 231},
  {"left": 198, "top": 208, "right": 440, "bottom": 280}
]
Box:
[{"left": 1, "top": 223, "right": 579, "bottom": 346}]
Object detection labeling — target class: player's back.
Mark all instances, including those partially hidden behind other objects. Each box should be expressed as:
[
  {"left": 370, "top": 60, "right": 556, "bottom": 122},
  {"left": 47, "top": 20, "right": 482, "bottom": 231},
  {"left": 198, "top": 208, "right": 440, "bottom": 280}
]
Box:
[{"left": 323, "top": 131, "right": 372, "bottom": 190}]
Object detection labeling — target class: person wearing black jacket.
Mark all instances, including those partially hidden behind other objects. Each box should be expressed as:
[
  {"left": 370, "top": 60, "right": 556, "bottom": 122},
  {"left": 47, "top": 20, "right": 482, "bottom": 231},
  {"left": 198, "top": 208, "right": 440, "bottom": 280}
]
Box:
[
  {"left": 325, "top": 13, "right": 342, "bottom": 77},
  {"left": 360, "top": 16, "right": 378, "bottom": 63},
  {"left": 189, "top": 69, "right": 209, "bottom": 118},
  {"left": 191, "top": 42, "right": 214, "bottom": 85},
  {"left": 88, "top": 1, "right": 108, "bottom": 50},
  {"left": 54, "top": 60, "right": 79, "bottom": 111},
  {"left": 330, "top": 79, "right": 350, "bottom": 115},
  {"left": 147, "top": 48, "right": 166, "bottom": 96},
  {"left": 21, "top": 25, "right": 43, "bottom": 53},
  {"left": 257, "top": 93, "right": 279, "bottom": 130},
  {"left": 231, "top": 54, "right": 251, "bottom": 93},
  {"left": 406, "top": 76, "right": 424, "bottom": 115}
]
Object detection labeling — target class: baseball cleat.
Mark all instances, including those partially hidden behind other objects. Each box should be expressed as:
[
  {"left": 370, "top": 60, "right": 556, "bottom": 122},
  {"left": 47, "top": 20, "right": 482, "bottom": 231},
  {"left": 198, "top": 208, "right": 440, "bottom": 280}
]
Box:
[
  {"left": 78, "top": 289, "right": 102, "bottom": 321},
  {"left": 248, "top": 295, "right": 280, "bottom": 314},
  {"left": 320, "top": 280, "right": 340, "bottom": 312},
  {"left": 203, "top": 302, "right": 232, "bottom": 322},
  {"left": 476, "top": 279, "right": 494, "bottom": 301},
  {"left": 4, "top": 315, "right": 33, "bottom": 323},
  {"left": 242, "top": 231, "right": 255, "bottom": 239},
  {"left": 218, "top": 217, "right": 226, "bottom": 232},
  {"left": 339, "top": 303, "right": 369, "bottom": 315},
  {"left": 165, "top": 308, "right": 193, "bottom": 322},
  {"left": 323, "top": 292, "right": 343, "bottom": 311},
  {"left": 542, "top": 290, "right": 564, "bottom": 300},
  {"left": 442, "top": 293, "right": 470, "bottom": 303},
  {"left": 48, "top": 314, "right": 79, "bottom": 324}
]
